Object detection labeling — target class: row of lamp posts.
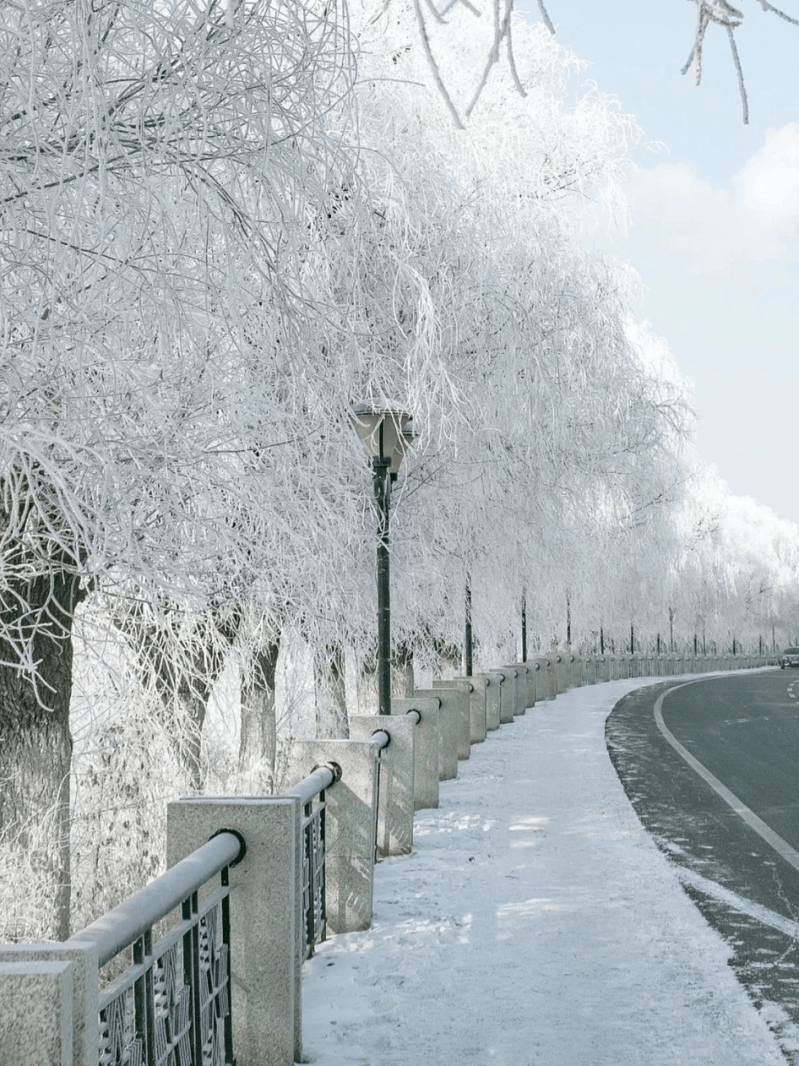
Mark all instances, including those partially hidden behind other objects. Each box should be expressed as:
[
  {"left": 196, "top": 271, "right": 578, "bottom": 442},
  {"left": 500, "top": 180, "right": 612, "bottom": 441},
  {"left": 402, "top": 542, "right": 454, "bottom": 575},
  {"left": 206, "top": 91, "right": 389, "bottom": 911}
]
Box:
[{"left": 349, "top": 412, "right": 775, "bottom": 696}]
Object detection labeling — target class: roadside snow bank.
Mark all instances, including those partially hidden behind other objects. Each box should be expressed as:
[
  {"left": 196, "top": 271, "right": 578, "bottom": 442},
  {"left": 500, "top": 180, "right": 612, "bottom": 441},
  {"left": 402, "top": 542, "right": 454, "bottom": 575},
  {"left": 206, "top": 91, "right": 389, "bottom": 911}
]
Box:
[{"left": 300, "top": 678, "right": 784, "bottom": 1065}]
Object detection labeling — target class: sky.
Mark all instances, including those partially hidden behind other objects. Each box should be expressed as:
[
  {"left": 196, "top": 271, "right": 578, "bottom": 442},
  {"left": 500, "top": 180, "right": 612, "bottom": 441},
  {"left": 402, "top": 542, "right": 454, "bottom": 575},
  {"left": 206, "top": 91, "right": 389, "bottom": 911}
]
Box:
[{"left": 517, "top": 1, "right": 799, "bottom": 524}]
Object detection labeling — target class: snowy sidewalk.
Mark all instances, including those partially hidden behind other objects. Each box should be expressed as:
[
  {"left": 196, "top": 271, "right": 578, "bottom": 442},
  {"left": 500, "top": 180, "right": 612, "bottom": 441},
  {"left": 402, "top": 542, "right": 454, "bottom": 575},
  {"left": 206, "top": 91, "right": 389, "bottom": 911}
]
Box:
[{"left": 300, "top": 678, "right": 785, "bottom": 1065}]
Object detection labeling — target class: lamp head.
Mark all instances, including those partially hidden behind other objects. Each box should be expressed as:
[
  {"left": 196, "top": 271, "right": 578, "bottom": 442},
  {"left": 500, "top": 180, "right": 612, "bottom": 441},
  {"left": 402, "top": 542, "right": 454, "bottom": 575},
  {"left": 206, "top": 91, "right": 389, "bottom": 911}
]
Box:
[{"left": 351, "top": 405, "right": 413, "bottom": 473}]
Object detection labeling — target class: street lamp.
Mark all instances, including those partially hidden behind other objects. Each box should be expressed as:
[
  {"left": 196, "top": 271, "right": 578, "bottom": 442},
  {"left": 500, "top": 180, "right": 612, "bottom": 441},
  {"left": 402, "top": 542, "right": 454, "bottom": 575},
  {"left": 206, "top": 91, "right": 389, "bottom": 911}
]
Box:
[{"left": 352, "top": 405, "right": 413, "bottom": 715}]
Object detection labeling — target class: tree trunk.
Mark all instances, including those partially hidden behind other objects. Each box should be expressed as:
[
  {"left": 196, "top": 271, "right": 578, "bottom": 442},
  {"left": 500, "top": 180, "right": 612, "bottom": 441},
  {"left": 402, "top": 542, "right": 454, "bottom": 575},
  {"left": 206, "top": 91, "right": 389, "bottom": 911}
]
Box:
[
  {"left": 0, "top": 572, "right": 83, "bottom": 941},
  {"left": 239, "top": 636, "right": 282, "bottom": 791},
  {"left": 392, "top": 641, "right": 415, "bottom": 698},
  {"left": 117, "top": 607, "right": 237, "bottom": 790},
  {"left": 436, "top": 640, "right": 462, "bottom": 679},
  {"left": 314, "top": 643, "right": 348, "bottom": 738},
  {"left": 357, "top": 651, "right": 378, "bottom": 715}
]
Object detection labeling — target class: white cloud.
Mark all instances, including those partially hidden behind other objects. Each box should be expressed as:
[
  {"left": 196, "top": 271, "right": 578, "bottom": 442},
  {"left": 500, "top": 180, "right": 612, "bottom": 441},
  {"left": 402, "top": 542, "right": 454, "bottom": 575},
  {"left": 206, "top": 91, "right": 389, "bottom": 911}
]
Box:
[
  {"left": 625, "top": 124, "right": 799, "bottom": 273},
  {"left": 734, "top": 124, "right": 799, "bottom": 224}
]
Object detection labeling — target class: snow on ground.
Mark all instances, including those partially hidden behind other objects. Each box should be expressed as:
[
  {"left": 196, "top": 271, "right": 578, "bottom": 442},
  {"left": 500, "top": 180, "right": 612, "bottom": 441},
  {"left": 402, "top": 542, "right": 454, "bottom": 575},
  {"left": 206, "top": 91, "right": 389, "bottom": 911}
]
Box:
[{"left": 300, "top": 677, "right": 785, "bottom": 1065}]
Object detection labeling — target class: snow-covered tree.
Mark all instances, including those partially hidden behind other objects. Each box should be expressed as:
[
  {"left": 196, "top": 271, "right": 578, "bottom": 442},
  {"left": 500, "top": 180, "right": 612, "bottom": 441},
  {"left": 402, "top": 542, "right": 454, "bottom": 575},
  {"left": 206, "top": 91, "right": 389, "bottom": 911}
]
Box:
[{"left": 0, "top": 0, "right": 361, "bottom": 938}]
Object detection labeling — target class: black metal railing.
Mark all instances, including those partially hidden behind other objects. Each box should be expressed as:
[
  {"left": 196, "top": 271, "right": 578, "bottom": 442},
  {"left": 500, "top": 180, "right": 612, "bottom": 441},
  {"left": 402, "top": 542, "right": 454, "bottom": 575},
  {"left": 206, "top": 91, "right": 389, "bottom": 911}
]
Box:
[
  {"left": 288, "top": 764, "right": 342, "bottom": 962},
  {"left": 69, "top": 830, "right": 244, "bottom": 1066}
]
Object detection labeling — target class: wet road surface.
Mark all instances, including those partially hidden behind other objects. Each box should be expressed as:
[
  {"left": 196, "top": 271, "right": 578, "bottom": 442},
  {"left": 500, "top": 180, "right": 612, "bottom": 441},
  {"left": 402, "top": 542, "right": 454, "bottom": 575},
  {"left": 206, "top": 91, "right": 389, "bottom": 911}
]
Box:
[{"left": 607, "top": 671, "right": 799, "bottom": 1062}]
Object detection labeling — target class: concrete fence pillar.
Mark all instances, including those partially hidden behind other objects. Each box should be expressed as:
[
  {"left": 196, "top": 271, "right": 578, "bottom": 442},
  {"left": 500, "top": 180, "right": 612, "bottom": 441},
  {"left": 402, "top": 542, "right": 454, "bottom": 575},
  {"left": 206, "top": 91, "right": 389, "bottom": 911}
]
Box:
[
  {"left": 431, "top": 679, "right": 474, "bottom": 758},
  {"left": 391, "top": 697, "right": 440, "bottom": 810},
  {"left": 533, "top": 657, "right": 556, "bottom": 700},
  {"left": 551, "top": 655, "right": 564, "bottom": 693},
  {"left": 290, "top": 740, "right": 379, "bottom": 935},
  {"left": 0, "top": 957, "right": 83, "bottom": 1066},
  {"left": 466, "top": 675, "right": 489, "bottom": 742},
  {"left": 571, "top": 655, "right": 584, "bottom": 687},
  {"left": 520, "top": 662, "right": 538, "bottom": 705},
  {"left": 505, "top": 663, "right": 533, "bottom": 712},
  {"left": 497, "top": 667, "right": 517, "bottom": 722},
  {"left": 0, "top": 942, "right": 98, "bottom": 1066},
  {"left": 350, "top": 715, "right": 415, "bottom": 857},
  {"left": 482, "top": 671, "right": 504, "bottom": 730},
  {"left": 167, "top": 796, "right": 301, "bottom": 1066},
  {"left": 416, "top": 687, "right": 463, "bottom": 771},
  {"left": 524, "top": 661, "right": 535, "bottom": 705}
]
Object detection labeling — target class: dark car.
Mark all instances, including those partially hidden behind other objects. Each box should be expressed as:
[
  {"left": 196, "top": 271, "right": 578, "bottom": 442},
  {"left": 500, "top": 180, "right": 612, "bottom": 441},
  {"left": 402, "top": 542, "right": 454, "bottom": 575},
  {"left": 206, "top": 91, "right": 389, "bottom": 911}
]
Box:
[{"left": 781, "top": 647, "right": 799, "bottom": 668}]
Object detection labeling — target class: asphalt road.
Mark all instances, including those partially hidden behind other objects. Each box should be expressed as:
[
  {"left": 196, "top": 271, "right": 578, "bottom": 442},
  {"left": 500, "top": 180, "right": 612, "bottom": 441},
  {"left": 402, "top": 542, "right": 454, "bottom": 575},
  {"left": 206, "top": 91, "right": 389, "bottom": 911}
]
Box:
[{"left": 607, "top": 671, "right": 799, "bottom": 1062}]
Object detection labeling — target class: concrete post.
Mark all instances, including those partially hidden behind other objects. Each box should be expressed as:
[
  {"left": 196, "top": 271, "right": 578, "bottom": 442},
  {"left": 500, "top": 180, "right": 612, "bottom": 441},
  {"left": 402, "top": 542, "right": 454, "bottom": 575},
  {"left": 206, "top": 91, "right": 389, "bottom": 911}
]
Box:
[
  {"left": 482, "top": 671, "right": 504, "bottom": 730},
  {"left": 520, "top": 663, "right": 538, "bottom": 707},
  {"left": 0, "top": 960, "right": 75, "bottom": 1066},
  {"left": 391, "top": 697, "right": 440, "bottom": 810},
  {"left": 574, "top": 655, "right": 584, "bottom": 685},
  {"left": 0, "top": 942, "right": 98, "bottom": 1066},
  {"left": 167, "top": 797, "right": 300, "bottom": 1066},
  {"left": 505, "top": 664, "right": 532, "bottom": 713},
  {"left": 498, "top": 667, "right": 517, "bottom": 723},
  {"left": 569, "top": 655, "right": 583, "bottom": 688},
  {"left": 532, "top": 658, "right": 555, "bottom": 700},
  {"left": 466, "top": 674, "right": 489, "bottom": 743},
  {"left": 431, "top": 679, "right": 473, "bottom": 758},
  {"left": 350, "top": 715, "right": 415, "bottom": 857},
  {"left": 291, "top": 740, "right": 379, "bottom": 934},
  {"left": 558, "top": 652, "right": 571, "bottom": 695},
  {"left": 414, "top": 687, "right": 459, "bottom": 776},
  {"left": 524, "top": 662, "right": 535, "bottom": 706}
]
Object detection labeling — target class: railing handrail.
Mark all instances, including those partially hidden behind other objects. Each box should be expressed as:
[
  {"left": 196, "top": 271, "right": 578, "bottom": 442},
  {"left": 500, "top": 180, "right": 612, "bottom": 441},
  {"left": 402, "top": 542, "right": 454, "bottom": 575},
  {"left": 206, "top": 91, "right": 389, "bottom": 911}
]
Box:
[
  {"left": 370, "top": 729, "right": 390, "bottom": 750},
  {"left": 287, "top": 763, "right": 340, "bottom": 807},
  {"left": 68, "top": 830, "right": 243, "bottom": 967}
]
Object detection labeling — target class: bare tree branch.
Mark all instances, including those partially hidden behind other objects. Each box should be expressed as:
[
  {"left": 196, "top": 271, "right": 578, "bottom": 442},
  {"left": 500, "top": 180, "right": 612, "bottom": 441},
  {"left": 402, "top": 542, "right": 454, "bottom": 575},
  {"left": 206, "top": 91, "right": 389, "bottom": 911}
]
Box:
[{"left": 726, "top": 24, "right": 750, "bottom": 123}]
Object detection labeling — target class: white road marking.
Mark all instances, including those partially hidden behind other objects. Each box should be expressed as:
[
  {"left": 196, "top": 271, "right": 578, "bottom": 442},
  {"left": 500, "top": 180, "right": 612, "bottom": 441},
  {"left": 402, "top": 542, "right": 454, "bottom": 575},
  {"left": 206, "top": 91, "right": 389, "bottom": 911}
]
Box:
[
  {"left": 654, "top": 681, "right": 799, "bottom": 874},
  {"left": 676, "top": 866, "right": 799, "bottom": 940}
]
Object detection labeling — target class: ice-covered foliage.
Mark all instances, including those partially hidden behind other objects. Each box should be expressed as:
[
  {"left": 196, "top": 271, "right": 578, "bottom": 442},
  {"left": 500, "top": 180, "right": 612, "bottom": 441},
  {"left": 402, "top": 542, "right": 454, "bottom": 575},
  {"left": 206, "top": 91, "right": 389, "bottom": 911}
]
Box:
[{"left": 3, "top": 0, "right": 799, "bottom": 939}]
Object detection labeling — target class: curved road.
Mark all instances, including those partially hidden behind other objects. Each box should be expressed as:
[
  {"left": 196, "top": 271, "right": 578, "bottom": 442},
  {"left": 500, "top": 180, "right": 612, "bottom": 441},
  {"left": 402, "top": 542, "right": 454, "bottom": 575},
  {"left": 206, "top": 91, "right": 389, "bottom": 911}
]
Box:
[{"left": 607, "top": 671, "right": 799, "bottom": 1060}]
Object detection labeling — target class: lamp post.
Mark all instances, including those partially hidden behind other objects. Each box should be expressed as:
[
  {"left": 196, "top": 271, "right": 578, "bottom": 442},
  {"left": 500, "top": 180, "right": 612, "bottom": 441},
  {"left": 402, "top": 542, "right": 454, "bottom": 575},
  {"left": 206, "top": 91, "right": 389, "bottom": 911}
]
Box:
[
  {"left": 464, "top": 574, "right": 473, "bottom": 677},
  {"left": 352, "top": 405, "right": 412, "bottom": 715},
  {"left": 521, "top": 589, "right": 527, "bottom": 663}
]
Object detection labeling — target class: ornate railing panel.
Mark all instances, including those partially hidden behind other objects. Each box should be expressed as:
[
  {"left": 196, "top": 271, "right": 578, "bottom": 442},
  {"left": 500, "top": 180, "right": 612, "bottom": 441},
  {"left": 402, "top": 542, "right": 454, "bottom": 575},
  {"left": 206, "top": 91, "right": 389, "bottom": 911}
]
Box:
[
  {"left": 288, "top": 763, "right": 343, "bottom": 962},
  {"left": 97, "top": 883, "right": 232, "bottom": 1066},
  {"left": 299, "top": 789, "right": 327, "bottom": 962},
  {"left": 70, "top": 831, "right": 242, "bottom": 1066}
]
